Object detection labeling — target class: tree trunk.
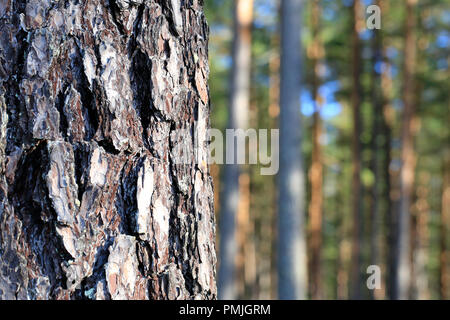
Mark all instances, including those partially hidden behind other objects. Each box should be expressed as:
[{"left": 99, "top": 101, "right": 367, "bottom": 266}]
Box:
[
  {"left": 377, "top": 0, "right": 396, "bottom": 297},
  {"left": 395, "top": 0, "right": 417, "bottom": 300},
  {"left": 278, "top": 0, "right": 307, "bottom": 300},
  {"left": 308, "top": 0, "right": 324, "bottom": 300},
  {"left": 369, "top": 5, "right": 382, "bottom": 299},
  {"left": 266, "top": 23, "right": 280, "bottom": 300},
  {"left": 350, "top": 0, "right": 363, "bottom": 300},
  {"left": 411, "top": 32, "right": 428, "bottom": 299},
  {"left": 0, "top": 0, "right": 216, "bottom": 300},
  {"left": 336, "top": 179, "right": 351, "bottom": 300},
  {"left": 217, "top": 0, "right": 253, "bottom": 300},
  {"left": 440, "top": 147, "right": 450, "bottom": 299},
  {"left": 411, "top": 172, "right": 430, "bottom": 299},
  {"left": 236, "top": 172, "right": 251, "bottom": 298}
]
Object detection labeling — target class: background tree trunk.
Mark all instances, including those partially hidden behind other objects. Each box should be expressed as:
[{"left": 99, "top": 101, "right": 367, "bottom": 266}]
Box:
[
  {"left": 378, "top": 0, "right": 396, "bottom": 298},
  {"left": 350, "top": 0, "right": 363, "bottom": 300},
  {"left": 369, "top": 0, "right": 383, "bottom": 299},
  {"left": 0, "top": 0, "right": 216, "bottom": 300},
  {"left": 395, "top": 0, "right": 417, "bottom": 300},
  {"left": 278, "top": 0, "right": 307, "bottom": 300},
  {"left": 266, "top": 20, "right": 280, "bottom": 300},
  {"left": 440, "top": 146, "right": 450, "bottom": 299},
  {"left": 308, "top": 0, "right": 324, "bottom": 300},
  {"left": 411, "top": 172, "right": 430, "bottom": 299},
  {"left": 218, "top": 0, "right": 253, "bottom": 300}
]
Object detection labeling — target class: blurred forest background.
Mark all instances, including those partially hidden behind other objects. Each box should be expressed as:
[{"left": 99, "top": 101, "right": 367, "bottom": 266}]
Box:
[{"left": 204, "top": 0, "right": 449, "bottom": 300}]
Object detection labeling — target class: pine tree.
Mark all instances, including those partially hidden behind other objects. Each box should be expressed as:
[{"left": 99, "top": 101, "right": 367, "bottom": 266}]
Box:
[
  {"left": 278, "top": 0, "right": 307, "bottom": 300},
  {"left": 395, "top": 0, "right": 418, "bottom": 300},
  {"left": 218, "top": 0, "right": 253, "bottom": 300}
]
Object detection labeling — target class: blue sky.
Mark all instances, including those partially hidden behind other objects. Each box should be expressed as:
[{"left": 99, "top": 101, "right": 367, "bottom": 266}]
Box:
[{"left": 300, "top": 80, "right": 342, "bottom": 119}]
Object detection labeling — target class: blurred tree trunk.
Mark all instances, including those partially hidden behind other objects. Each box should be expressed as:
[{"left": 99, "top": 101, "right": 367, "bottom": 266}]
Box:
[
  {"left": 369, "top": 0, "right": 384, "bottom": 299},
  {"left": 350, "top": 0, "right": 363, "bottom": 300},
  {"left": 411, "top": 172, "right": 430, "bottom": 299},
  {"left": 267, "top": 25, "right": 280, "bottom": 300},
  {"left": 395, "top": 0, "right": 418, "bottom": 300},
  {"left": 337, "top": 183, "right": 351, "bottom": 299},
  {"left": 378, "top": 0, "right": 397, "bottom": 298},
  {"left": 236, "top": 172, "right": 255, "bottom": 298},
  {"left": 218, "top": 0, "right": 253, "bottom": 300},
  {"left": 0, "top": 0, "right": 216, "bottom": 300},
  {"left": 278, "top": 0, "right": 307, "bottom": 300},
  {"left": 308, "top": 0, "right": 324, "bottom": 300},
  {"left": 379, "top": 2, "right": 396, "bottom": 300},
  {"left": 440, "top": 147, "right": 450, "bottom": 299},
  {"left": 411, "top": 24, "right": 428, "bottom": 299}
]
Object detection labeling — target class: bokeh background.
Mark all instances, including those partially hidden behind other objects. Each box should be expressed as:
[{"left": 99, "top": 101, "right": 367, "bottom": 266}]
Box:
[{"left": 204, "top": 0, "right": 449, "bottom": 300}]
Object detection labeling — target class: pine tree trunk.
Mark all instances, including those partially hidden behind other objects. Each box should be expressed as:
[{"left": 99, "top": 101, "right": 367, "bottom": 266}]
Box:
[
  {"left": 350, "top": 0, "right": 363, "bottom": 300},
  {"left": 440, "top": 147, "right": 450, "bottom": 299},
  {"left": 265, "top": 25, "right": 280, "bottom": 300},
  {"left": 395, "top": 0, "right": 417, "bottom": 300},
  {"left": 411, "top": 173, "right": 430, "bottom": 299},
  {"left": 377, "top": 0, "right": 396, "bottom": 297},
  {"left": 218, "top": 0, "right": 253, "bottom": 300},
  {"left": 278, "top": 0, "right": 307, "bottom": 300},
  {"left": 369, "top": 4, "right": 383, "bottom": 299},
  {"left": 0, "top": 0, "right": 216, "bottom": 300},
  {"left": 411, "top": 34, "right": 428, "bottom": 299},
  {"left": 308, "top": 0, "right": 323, "bottom": 300}
]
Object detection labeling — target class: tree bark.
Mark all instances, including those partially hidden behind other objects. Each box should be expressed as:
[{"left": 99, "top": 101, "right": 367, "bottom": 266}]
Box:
[
  {"left": 395, "top": 0, "right": 417, "bottom": 300},
  {"left": 218, "top": 0, "right": 253, "bottom": 300},
  {"left": 278, "top": 0, "right": 307, "bottom": 300},
  {"left": 0, "top": 0, "right": 216, "bottom": 300}
]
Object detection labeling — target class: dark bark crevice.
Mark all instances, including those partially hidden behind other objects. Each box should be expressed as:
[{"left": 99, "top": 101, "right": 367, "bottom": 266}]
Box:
[
  {"left": 130, "top": 49, "right": 152, "bottom": 149},
  {"left": 55, "top": 86, "right": 70, "bottom": 138},
  {"left": 72, "top": 41, "right": 100, "bottom": 141},
  {"left": 9, "top": 140, "right": 73, "bottom": 297}
]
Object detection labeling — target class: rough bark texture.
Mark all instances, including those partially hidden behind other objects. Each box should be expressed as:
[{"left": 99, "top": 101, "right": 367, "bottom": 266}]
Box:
[
  {"left": 278, "top": 0, "right": 307, "bottom": 300},
  {"left": 0, "top": 0, "right": 216, "bottom": 300}
]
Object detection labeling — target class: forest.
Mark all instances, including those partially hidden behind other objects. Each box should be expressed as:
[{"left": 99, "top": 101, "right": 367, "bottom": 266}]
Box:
[
  {"left": 0, "top": 0, "right": 448, "bottom": 301},
  {"left": 206, "top": 0, "right": 449, "bottom": 300}
]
